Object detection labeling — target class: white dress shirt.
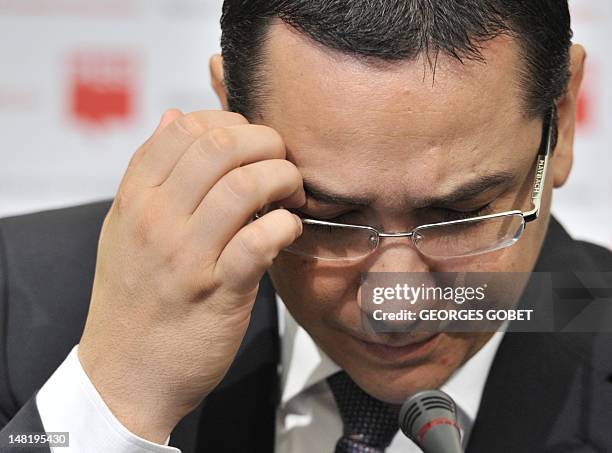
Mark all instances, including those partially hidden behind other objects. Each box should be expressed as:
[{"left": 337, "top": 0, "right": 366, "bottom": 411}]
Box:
[
  {"left": 36, "top": 294, "right": 505, "bottom": 453},
  {"left": 274, "top": 295, "right": 505, "bottom": 453},
  {"left": 36, "top": 346, "right": 179, "bottom": 453}
]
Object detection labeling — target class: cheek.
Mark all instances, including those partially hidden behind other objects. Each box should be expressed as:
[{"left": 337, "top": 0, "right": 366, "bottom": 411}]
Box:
[
  {"left": 267, "top": 253, "right": 362, "bottom": 321},
  {"left": 430, "top": 225, "right": 543, "bottom": 274}
]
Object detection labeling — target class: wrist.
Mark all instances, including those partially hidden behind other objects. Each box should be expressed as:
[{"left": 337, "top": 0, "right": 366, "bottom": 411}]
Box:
[{"left": 76, "top": 344, "right": 189, "bottom": 444}]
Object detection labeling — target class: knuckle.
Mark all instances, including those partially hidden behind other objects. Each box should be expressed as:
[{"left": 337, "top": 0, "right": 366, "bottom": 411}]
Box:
[
  {"left": 238, "top": 224, "right": 270, "bottom": 261},
  {"left": 191, "top": 136, "right": 217, "bottom": 166},
  {"left": 276, "top": 159, "right": 302, "bottom": 185},
  {"left": 132, "top": 203, "right": 162, "bottom": 246},
  {"left": 114, "top": 187, "right": 136, "bottom": 214},
  {"left": 162, "top": 238, "right": 186, "bottom": 270},
  {"left": 175, "top": 112, "right": 207, "bottom": 137},
  {"left": 133, "top": 214, "right": 156, "bottom": 246},
  {"left": 114, "top": 191, "right": 129, "bottom": 213},
  {"left": 127, "top": 146, "right": 146, "bottom": 169},
  {"left": 206, "top": 127, "right": 236, "bottom": 153},
  {"left": 280, "top": 159, "right": 301, "bottom": 176},
  {"left": 260, "top": 126, "right": 286, "bottom": 157},
  {"left": 223, "top": 167, "right": 259, "bottom": 199},
  {"left": 224, "top": 111, "right": 249, "bottom": 125}
]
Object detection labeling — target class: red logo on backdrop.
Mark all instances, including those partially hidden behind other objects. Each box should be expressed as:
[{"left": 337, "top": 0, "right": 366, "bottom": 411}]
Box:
[{"left": 69, "top": 51, "right": 138, "bottom": 126}]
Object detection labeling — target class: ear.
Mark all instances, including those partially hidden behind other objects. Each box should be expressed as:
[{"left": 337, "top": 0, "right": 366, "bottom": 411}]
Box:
[
  {"left": 552, "top": 44, "right": 587, "bottom": 188},
  {"left": 210, "top": 53, "right": 229, "bottom": 111}
]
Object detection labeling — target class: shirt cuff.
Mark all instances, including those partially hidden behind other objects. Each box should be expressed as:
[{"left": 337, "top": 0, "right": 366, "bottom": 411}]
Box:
[{"left": 36, "top": 345, "right": 180, "bottom": 453}]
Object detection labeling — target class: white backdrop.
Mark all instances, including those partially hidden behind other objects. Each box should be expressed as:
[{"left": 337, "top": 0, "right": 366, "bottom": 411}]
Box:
[{"left": 1, "top": 0, "right": 610, "bottom": 248}]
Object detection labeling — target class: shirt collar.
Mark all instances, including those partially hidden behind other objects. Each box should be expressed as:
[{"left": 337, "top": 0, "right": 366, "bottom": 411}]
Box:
[
  {"left": 440, "top": 328, "right": 505, "bottom": 424},
  {"left": 276, "top": 292, "right": 505, "bottom": 426},
  {"left": 277, "top": 293, "right": 340, "bottom": 405}
]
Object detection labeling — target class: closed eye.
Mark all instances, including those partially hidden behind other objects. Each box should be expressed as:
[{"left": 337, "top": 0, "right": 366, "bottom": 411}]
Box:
[
  {"left": 292, "top": 204, "right": 494, "bottom": 227},
  {"left": 432, "top": 204, "right": 493, "bottom": 222},
  {"left": 292, "top": 210, "right": 356, "bottom": 224}
]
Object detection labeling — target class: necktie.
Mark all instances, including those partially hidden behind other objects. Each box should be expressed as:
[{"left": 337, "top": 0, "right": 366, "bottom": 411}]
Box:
[{"left": 327, "top": 371, "right": 401, "bottom": 453}]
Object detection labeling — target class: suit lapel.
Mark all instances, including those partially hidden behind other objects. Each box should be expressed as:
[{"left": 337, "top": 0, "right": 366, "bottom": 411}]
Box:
[
  {"left": 465, "top": 332, "right": 601, "bottom": 452},
  {"left": 169, "top": 274, "right": 280, "bottom": 453},
  {"left": 467, "top": 217, "right": 612, "bottom": 452}
]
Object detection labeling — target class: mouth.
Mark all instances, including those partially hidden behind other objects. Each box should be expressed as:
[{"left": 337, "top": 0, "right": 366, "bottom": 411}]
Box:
[{"left": 353, "top": 333, "right": 441, "bottom": 365}]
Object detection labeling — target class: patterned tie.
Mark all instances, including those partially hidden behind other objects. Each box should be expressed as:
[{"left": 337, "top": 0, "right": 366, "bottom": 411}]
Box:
[{"left": 327, "top": 371, "right": 401, "bottom": 453}]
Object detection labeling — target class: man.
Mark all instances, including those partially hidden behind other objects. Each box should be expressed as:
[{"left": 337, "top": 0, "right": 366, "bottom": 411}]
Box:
[{"left": 1, "top": 1, "right": 611, "bottom": 452}]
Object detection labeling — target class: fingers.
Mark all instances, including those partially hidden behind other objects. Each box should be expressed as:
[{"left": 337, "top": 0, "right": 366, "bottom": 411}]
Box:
[
  {"left": 186, "top": 158, "right": 305, "bottom": 257},
  {"left": 112, "top": 108, "right": 306, "bottom": 302},
  {"left": 153, "top": 109, "right": 183, "bottom": 139},
  {"left": 119, "top": 109, "right": 183, "bottom": 189},
  {"left": 159, "top": 124, "right": 287, "bottom": 215},
  {"left": 214, "top": 208, "right": 303, "bottom": 296},
  {"left": 126, "top": 110, "right": 249, "bottom": 188}
]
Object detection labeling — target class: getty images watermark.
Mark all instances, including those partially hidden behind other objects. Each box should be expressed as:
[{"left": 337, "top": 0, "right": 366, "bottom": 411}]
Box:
[{"left": 360, "top": 272, "right": 612, "bottom": 333}]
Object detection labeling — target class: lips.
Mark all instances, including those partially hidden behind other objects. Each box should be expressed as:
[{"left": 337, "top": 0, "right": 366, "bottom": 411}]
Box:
[
  {"left": 353, "top": 331, "right": 437, "bottom": 347},
  {"left": 355, "top": 333, "right": 441, "bottom": 364}
]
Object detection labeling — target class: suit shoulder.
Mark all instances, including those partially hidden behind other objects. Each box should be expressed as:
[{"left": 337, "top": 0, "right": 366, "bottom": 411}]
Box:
[
  {"left": 0, "top": 200, "right": 112, "bottom": 404},
  {"left": 0, "top": 200, "right": 112, "bottom": 247},
  {"left": 0, "top": 200, "right": 112, "bottom": 284},
  {"left": 574, "top": 239, "right": 612, "bottom": 272},
  {"left": 538, "top": 217, "right": 612, "bottom": 273}
]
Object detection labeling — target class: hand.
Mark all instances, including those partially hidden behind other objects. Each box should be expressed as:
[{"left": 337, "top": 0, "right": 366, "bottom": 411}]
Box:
[{"left": 78, "top": 109, "right": 304, "bottom": 443}]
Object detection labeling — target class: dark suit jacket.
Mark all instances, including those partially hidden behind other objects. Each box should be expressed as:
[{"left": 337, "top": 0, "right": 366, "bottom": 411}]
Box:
[{"left": 0, "top": 200, "right": 611, "bottom": 452}]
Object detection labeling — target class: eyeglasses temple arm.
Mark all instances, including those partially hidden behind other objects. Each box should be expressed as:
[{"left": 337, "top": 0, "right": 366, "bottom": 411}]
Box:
[{"left": 523, "top": 108, "right": 554, "bottom": 223}]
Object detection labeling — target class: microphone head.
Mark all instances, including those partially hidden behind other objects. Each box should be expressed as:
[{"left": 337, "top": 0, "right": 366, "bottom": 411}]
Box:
[{"left": 398, "top": 389, "right": 463, "bottom": 453}]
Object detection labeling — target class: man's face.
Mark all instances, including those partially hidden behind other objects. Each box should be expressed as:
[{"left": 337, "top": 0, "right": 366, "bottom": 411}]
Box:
[{"left": 257, "top": 23, "right": 554, "bottom": 403}]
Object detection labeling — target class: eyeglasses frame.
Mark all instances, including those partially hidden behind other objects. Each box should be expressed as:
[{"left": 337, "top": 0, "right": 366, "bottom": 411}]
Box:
[{"left": 289, "top": 107, "right": 555, "bottom": 260}]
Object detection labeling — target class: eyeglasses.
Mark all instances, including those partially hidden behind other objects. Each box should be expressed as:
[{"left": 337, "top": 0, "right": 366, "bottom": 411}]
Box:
[{"left": 276, "top": 109, "right": 554, "bottom": 261}]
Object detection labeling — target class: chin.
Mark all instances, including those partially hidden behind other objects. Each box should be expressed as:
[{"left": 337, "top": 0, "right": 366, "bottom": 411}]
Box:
[
  {"left": 349, "top": 361, "right": 455, "bottom": 404},
  {"left": 322, "top": 332, "right": 473, "bottom": 404}
]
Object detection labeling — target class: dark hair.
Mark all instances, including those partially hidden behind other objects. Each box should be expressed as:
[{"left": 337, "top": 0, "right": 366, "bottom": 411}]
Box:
[{"left": 220, "top": 0, "right": 572, "bottom": 123}]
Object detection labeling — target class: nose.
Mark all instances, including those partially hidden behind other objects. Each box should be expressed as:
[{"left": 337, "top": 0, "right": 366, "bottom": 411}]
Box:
[
  {"left": 357, "top": 240, "right": 434, "bottom": 334},
  {"left": 363, "top": 236, "right": 430, "bottom": 273}
]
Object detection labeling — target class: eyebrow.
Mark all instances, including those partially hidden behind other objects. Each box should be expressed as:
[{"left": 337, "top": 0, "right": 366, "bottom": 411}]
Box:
[
  {"left": 419, "top": 172, "right": 516, "bottom": 206},
  {"left": 302, "top": 171, "right": 516, "bottom": 208},
  {"left": 303, "top": 180, "right": 371, "bottom": 207}
]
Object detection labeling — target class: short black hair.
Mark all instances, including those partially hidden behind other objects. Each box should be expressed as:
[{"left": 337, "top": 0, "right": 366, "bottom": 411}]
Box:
[{"left": 220, "top": 0, "right": 572, "bottom": 123}]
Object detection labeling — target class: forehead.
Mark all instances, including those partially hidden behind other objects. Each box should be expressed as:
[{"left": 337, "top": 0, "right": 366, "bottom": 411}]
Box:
[{"left": 259, "top": 21, "right": 537, "bottom": 205}]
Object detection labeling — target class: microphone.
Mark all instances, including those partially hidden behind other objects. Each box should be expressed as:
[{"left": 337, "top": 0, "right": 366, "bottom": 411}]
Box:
[{"left": 398, "top": 390, "right": 463, "bottom": 453}]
